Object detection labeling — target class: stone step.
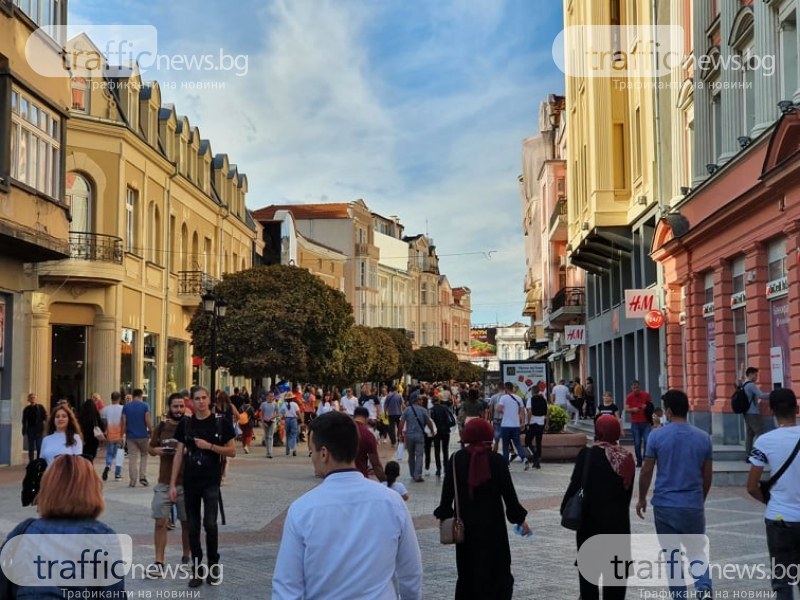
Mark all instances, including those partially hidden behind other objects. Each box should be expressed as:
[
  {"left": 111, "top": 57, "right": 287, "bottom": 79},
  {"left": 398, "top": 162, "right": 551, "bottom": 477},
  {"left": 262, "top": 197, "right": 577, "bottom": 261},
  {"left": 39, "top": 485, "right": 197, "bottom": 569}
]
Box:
[
  {"left": 712, "top": 460, "right": 766, "bottom": 487},
  {"left": 565, "top": 419, "right": 633, "bottom": 444},
  {"left": 713, "top": 444, "right": 747, "bottom": 462}
]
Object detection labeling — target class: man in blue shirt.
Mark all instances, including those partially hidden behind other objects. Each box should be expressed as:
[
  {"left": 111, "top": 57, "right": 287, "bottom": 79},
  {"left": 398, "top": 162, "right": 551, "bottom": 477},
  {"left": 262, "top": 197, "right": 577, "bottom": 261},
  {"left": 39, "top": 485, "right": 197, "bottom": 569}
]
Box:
[
  {"left": 120, "top": 388, "right": 152, "bottom": 487},
  {"left": 636, "top": 389, "right": 713, "bottom": 599},
  {"left": 742, "top": 366, "right": 771, "bottom": 458}
]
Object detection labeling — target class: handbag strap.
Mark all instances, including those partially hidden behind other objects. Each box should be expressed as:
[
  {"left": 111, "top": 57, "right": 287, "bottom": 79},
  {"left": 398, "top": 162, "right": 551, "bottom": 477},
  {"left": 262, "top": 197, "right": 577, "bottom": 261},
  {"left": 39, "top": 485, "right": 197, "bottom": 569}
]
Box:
[
  {"left": 766, "top": 434, "right": 800, "bottom": 487},
  {"left": 452, "top": 458, "right": 461, "bottom": 520},
  {"left": 411, "top": 406, "right": 426, "bottom": 432}
]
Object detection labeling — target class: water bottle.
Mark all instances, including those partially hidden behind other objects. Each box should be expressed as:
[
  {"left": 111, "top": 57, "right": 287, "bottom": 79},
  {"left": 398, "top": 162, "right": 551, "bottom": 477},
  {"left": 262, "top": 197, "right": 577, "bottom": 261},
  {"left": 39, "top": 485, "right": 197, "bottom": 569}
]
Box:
[{"left": 514, "top": 524, "right": 533, "bottom": 538}]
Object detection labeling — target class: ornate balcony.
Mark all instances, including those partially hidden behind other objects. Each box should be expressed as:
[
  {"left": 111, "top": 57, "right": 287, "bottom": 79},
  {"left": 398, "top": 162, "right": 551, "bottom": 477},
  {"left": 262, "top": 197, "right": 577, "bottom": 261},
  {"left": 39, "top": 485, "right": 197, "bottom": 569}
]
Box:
[
  {"left": 178, "top": 271, "right": 218, "bottom": 296},
  {"left": 68, "top": 232, "right": 123, "bottom": 263},
  {"left": 548, "top": 196, "right": 568, "bottom": 237},
  {"left": 549, "top": 286, "right": 585, "bottom": 326}
]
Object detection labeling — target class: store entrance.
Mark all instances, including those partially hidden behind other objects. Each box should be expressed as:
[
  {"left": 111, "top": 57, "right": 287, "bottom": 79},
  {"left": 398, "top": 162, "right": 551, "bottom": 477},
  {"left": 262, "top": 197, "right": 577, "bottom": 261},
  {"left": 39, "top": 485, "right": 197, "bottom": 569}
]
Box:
[{"left": 51, "top": 325, "right": 87, "bottom": 411}]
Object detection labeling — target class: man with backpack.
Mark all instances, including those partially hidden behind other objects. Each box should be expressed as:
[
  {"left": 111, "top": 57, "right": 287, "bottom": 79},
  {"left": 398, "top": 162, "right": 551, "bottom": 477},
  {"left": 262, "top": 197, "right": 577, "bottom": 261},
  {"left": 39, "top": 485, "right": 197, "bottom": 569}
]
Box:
[
  {"left": 170, "top": 386, "right": 235, "bottom": 588},
  {"left": 742, "top": 367, "right": 771, "bottom": 458}
]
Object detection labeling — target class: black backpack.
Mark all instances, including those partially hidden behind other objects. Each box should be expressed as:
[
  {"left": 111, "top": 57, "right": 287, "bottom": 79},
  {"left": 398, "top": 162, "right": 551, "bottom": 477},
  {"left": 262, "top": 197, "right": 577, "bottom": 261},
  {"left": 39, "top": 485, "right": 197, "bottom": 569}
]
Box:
[
  {"left": 21, "top": 458, "right": 47, "bottom": 506},
  {"left": 731, "top": 383, "right": 751, "bottom": 414}
]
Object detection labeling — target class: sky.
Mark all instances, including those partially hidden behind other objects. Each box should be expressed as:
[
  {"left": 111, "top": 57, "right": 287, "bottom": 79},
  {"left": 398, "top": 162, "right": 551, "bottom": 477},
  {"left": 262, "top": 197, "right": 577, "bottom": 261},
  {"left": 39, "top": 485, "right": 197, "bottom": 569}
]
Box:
[{"left": 69, "top": 0, "right": 566, "bottom": 325}]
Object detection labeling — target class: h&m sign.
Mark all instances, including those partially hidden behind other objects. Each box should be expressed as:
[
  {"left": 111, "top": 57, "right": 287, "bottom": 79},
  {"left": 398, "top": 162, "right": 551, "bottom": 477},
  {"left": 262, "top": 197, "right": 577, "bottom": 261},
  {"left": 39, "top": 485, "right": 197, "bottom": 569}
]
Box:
[
  {"left": 624, "top": 289, "right": 659, "bottom": 318},
  {"left": 564, "top": 325, "right": 585, "bottom": 345}
]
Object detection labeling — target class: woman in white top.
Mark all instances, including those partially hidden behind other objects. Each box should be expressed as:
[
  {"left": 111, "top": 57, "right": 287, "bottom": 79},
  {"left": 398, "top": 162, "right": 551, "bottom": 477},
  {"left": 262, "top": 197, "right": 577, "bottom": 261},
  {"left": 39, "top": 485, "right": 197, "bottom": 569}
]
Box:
[
  {"left": 317, "top": 392, "right": 334, "bottom": 416},
  {"left": 40, "top": 404, "right": 84, "bottom": 465},
  {"left": 282, "top": 394, "right": 301, "bottom": 456}
]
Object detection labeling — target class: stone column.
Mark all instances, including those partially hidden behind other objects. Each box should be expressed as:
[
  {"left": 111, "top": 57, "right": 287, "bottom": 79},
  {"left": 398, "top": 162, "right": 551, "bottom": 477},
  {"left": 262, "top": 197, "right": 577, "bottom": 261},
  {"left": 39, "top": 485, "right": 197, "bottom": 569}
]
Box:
[
  {"left": 29, "top": 308, "right": 51, "bottom": 404},
  {"left": 693, "top": 2, "right": 713, "bottom": 185},
  {"left": 664, "top": 282, "right": 684, "bottom": 390},
  {"left": 753, "top": 0, "right": 778, "bottom": 137},
  {"left": 93, "top": 315, "right": 118, "bottom": 399},
  {"left": 713, "top": 259, "right": 734, "bottom": 407},
  {"left": 720, "top": 0, "right": 742, "bottom": 164}
]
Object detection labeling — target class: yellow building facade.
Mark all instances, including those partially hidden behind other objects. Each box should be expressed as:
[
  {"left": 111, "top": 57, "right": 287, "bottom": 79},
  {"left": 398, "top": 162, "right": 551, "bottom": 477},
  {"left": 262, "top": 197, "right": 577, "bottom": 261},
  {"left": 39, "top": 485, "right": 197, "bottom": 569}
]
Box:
[{"left": 17, "top": 35, "right": 260, "bottom": 458}]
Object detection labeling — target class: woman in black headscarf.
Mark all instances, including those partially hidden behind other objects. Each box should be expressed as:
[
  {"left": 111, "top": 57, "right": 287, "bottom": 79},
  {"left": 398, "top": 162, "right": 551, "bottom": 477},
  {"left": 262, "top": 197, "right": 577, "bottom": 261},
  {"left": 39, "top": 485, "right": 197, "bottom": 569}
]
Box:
[{"left": 434, "top": 418, "right": 530, "bottom": 600}]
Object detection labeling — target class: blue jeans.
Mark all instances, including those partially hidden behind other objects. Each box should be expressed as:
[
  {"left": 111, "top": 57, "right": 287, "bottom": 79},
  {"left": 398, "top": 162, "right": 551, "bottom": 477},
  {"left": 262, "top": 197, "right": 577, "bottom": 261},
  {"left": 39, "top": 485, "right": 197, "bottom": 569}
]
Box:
[
  {"left": 653, "top": 506, "right": 711, "bottom": 597},
  {"left": 104, "top": 440, "right": 122, "bottom": 478},
  {"left": 406, "top": 435, "right": 425, "bottom": 480},
  {"left": 501, "top": 427, "right": 527, "bottom": 465},
  {"left": 631, "top": 422, "right": 651, "bottom": 465},
  {"left": 284, "top": 418, "right": 298, "bottom": 454}
]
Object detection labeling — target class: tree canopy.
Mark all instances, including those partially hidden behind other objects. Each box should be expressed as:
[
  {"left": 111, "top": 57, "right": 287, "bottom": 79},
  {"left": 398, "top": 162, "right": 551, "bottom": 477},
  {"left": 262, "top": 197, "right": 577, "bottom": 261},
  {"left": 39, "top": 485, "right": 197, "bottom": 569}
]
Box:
[
  {"left": 187, "top": 265, "right": 354, "bottom": 381},
  {"left": 455, "top": 361, "right": 486, "bottom": 383},
  {"left": 409, "top": 346, "right": 460, "bottom": 382}
]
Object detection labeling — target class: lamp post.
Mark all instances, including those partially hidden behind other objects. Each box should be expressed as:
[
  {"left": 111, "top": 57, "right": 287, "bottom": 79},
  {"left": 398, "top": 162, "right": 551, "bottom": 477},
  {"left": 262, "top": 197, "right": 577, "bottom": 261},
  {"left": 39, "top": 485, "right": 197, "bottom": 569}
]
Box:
[
  {"left": 202, "top": 291, "right": 227, "bottom": 396},
  {"left": 482, "top": 357, "right": 489, "bottom": 396}
]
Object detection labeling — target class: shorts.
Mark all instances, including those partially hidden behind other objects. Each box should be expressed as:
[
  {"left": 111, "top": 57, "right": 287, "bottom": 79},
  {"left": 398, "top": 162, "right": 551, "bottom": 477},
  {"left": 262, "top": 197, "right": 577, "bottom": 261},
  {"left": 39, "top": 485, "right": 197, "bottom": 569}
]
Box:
[{"left": 151, "top": 483, "right": 187, "bottom": 522}]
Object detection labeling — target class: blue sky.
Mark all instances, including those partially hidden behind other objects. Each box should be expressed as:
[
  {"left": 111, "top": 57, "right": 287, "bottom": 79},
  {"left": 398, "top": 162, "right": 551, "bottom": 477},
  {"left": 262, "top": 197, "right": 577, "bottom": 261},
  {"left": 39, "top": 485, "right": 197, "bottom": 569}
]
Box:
[{"left": 70, "top": 0, "right": 565, "bottom": 325}]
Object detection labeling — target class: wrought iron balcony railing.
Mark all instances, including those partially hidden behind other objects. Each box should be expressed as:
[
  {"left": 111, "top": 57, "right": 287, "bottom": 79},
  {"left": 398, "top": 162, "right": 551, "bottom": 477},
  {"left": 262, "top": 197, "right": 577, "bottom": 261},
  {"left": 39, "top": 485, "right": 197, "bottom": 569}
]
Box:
[
  {"left": 69, "top": 232, "right": 123, "bottom": 264},
  {"left": 550, "top": 286, "right": 585, "bottom": 313},
  {"left": 178, "top": 270, "right": 218, "bottom": 296}
]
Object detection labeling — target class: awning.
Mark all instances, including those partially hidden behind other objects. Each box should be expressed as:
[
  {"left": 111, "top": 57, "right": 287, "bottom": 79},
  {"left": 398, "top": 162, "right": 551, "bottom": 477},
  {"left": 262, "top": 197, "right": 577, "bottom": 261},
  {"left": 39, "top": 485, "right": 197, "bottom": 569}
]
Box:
[
  {"left": 564, "top": 348, "right": 577, "bottom": 362},
  {"left": 548, "top": 351, "right": 564, "bottom": 362},
  {"left": 533, "top": 348, "right": 551, "bottom": 360},
  {"left": 570, "top": 226, "right": 633, "bottom": 275}
]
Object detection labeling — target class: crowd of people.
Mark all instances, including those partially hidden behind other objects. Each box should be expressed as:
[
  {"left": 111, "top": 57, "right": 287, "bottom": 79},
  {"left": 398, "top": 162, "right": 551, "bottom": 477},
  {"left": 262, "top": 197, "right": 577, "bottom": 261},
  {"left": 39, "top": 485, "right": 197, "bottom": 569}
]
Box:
[{"left": 7, "top": 371, "right": 800, "bottom": 599}]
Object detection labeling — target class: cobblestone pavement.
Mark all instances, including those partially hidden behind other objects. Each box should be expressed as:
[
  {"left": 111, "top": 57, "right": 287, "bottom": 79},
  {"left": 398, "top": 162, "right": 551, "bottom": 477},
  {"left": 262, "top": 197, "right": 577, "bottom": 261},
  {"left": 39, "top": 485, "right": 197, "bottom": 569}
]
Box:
[{"left": 0, "top": 438, "right": 781, "bottom": 600}]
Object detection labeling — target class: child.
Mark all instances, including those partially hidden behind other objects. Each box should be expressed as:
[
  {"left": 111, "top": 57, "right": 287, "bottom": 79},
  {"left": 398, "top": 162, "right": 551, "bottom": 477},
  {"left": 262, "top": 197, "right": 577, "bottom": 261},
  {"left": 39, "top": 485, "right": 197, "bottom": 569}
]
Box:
[
  {"left": 383, "top": 461, "right": 409, "bottom": 501},
  {"left": 652, "top": 407, "right": 666, "bottom": 429}
]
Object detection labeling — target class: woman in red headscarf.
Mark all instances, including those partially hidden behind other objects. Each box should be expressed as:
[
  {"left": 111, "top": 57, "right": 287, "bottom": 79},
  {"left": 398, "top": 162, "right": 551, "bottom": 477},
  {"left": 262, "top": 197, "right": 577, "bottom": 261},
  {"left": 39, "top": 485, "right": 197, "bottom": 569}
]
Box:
[
  {"left": 561, "top": 414, "right": 635, "bottom": 600},
  {"left": 434, "top": 418, "right": 530, "bottom": 600}
]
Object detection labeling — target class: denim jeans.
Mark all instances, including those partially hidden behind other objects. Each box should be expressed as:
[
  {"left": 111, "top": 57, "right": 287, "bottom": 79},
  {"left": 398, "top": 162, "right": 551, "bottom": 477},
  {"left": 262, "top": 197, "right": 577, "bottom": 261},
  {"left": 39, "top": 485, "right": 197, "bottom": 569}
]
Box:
[
  {"left": 284, "top": 418, "right": 298, "bottom": 454},
  {"left": 262, "top": 420, "right": 276, "bottom": 457},
  {"left": 765, "top": 519, "right": 800, "bottom": 600},
  {"left": 501, "top": 427, "right": 527, "bottom": 465},
  {"left": 406, "top": 434, "right": 425, "bottom": 480},
  {"left": 184, "top": 485, "right": 221, "bottom": 565},
  {"left": 653, "top": 506, "right": 711, "bottom": 597},
  {"left": 630, "top": 422, "right": 651, "bottom": 465},
  {"left": 104, "top": 440, "right": 122, "bottom": 477}
]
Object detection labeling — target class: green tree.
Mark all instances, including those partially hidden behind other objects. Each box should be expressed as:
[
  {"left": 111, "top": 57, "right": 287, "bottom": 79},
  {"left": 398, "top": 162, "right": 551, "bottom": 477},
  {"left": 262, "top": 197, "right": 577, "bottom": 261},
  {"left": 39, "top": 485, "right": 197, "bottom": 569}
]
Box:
[
  {"left": 373, "top": 327, "right": 413, "bottom": 379},
  {"left": 455, "top": 361, "right": 485, "bottom": 383},
  {"left": 187, "top": 265, "right": 354, "bottom": 381},
  {"left": 337, "top": 326, "right": 400, "bottom": 385},
  {"left": 410, "top": 346, "right": 460, "bottom": 382}
]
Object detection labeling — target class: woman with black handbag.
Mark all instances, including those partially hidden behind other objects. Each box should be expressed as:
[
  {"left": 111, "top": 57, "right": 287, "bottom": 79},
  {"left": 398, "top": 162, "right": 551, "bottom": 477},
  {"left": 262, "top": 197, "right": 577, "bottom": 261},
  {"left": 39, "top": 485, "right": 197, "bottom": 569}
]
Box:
[
  {"left": 561, "top": 415, "right": 635, "bottom": 600},
  {"left": 434, "top": 418, "right": 529, "bottom": 600}
]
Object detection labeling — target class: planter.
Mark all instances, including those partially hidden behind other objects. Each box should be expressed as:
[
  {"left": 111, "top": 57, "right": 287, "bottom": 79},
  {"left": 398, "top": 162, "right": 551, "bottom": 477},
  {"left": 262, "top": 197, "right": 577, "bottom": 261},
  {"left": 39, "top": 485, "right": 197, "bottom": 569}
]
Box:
[{"left": 541, "top": 432, "right": 587, "bottom": 462}]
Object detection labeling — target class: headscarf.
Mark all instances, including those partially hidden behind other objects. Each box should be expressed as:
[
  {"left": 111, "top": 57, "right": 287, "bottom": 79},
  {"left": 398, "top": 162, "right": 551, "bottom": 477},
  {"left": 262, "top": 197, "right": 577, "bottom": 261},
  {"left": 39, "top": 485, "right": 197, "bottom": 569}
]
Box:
[
  {"left": 461, "top": 418, "right": 494, "bottom": 497},
  {"left": 594, "top": 415, "right": 635, "bottom": 490}
]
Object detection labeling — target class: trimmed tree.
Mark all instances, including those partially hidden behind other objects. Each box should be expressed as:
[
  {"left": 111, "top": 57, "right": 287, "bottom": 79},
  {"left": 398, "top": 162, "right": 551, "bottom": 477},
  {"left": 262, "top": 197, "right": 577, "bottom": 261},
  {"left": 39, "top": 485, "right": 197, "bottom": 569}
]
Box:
[
  {"left": 187, "top": 265, "right": 354, "bottom": 381},
  {"left": 373, "top": 327, "right": 413, "bottom": 379},
  {"left": 410, "top": 346, "right": 460, "bottom": 382},
  {"left": 455, "top": 361, "right": 485, "bottom": 383}
]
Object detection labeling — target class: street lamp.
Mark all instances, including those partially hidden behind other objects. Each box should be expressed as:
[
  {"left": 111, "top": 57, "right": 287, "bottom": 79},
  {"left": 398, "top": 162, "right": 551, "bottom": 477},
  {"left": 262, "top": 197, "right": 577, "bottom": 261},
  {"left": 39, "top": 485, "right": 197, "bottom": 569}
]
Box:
[
  {"left": 482, "top": 357, "right": 489, "bottom": 396},
  {"left": 202, "top": 291, "right": 227, "bottom": 396}
]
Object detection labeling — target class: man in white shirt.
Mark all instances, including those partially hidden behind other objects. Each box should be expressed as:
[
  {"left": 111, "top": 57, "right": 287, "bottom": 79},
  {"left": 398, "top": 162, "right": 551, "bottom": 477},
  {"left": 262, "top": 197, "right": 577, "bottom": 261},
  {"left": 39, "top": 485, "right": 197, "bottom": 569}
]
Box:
[
  {"left": 273, "top": 411, "right": 422, "bottom": 599},
  {"left": 495, "top": 382, "right": 527, "bottom": 466},
  {"left": 340, "top": 388, "right": 358, "bottom": 416},
  {"left": 747, "top": 387, "right": 800, "bottom": 600},
  {"left": 101, "top": 391, "right": 124, "bottom": 481},
  {"left": 552, "top": 379, "right": 578, "bottom": 421}
]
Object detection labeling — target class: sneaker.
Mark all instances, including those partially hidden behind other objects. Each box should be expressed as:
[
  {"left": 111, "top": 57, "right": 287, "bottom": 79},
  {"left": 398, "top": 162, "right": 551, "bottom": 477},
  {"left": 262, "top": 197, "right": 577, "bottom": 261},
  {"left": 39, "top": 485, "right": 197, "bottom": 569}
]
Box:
[
  {"left": 188, "top": 576, "right": 203, "bottom": 588},
  {"left": 114, "top": 475, "right": 122, "bottom": 481},
  {"left": 267, "top": 455, "right": 273, "bottom": 459},
  {"left": 128, "top": 481, "right": 136, "bottom": 488},
  {"left": 140, "top": 478, "right": 149, "bottom": 487},
  {"left": 524, "top": 463, "right": 530, "bottom": 471},
  {"left": 243, "top": 447, "right": 249, "bottom": 454},
  {"left": 166, "top": 520, "right": 176, "bottom": 530},
  {"left": 145, "top": 563, "right": 165, "bottom": 579},
  {"left": 292, "top": 450, "right": 297, "bottom": 457},
  {"left": 534, "top": 461, "right": 541, "bottom": 470},
  {"left": 424, "top": 469, "right": 431, "bottom": 476},
  {"left": 435, "top": 469, "right": 441, "bottom": 477},
  {"left": 102, "top": 466, "right": 109, "bottom": 481}
]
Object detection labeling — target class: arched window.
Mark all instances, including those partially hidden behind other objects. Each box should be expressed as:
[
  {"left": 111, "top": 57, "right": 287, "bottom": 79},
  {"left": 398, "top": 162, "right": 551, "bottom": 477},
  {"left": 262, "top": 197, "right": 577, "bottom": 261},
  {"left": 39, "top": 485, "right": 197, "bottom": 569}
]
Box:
[
  {"left": 71, "top": 77, "right": 89, "bottom": 113},
  {"left": 147, "top": 202, "right": 162, "bottom": 263},
  {"left": 65, "top": 172, "right": 91, "bottom": 232},
  {"left": 180, "top": 223, "right": 189, "bottom": 271},
  {"left": 191, "top": 231, "right": 199, "bottom": 270}
]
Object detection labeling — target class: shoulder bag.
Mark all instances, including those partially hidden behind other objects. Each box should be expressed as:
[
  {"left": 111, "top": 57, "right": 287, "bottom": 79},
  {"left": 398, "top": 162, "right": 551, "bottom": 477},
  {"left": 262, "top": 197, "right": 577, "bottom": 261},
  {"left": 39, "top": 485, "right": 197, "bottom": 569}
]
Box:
[
  {"left": 758, "top": 435, "right": 800, "bottom": 504},
  {"left": 440, "top": 459, "right": 465, "bottom": 544},
  {"left": 561, "top": 448, "right": 592, "bottom": 530}
]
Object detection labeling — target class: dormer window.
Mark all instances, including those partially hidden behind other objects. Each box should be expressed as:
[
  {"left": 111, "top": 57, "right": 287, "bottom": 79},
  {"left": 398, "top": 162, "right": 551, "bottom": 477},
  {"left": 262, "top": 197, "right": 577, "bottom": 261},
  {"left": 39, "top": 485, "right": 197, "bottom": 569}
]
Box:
[{"left": 71, "top": 77, "right": 89, "bottom": 112}]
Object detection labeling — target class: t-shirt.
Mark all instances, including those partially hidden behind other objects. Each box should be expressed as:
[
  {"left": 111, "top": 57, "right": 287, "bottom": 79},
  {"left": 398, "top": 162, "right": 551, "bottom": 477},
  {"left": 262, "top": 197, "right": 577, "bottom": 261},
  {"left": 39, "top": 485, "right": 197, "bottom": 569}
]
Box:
[
  {"left": 552, "top": 384, "right": 570, "bottom": 407},
  {"left": 744, "top": 380, "right": 770, "bottom": 415},
  {"left": 488, "top": 393, "right": 504, "bottom": 421},
  {"left": 355, "top": 421, "right": 379, "bottom": 478},
  {"left": 401, "top": 405, "right": 429, "bottom": 437},
  {"left": 122, "top": 400, "right": 150, "bottom": 438},
  {"left": 750, "top": 425, "right": 800, "bottom": 521},
  {"left": 365, "top": 399, "right": 378, "bottom": 421},
  {"left": 101, "top": 404, "right": 124, "bottom": 441},
  {"left": 526, "top": 395, "right": 548, "bottom": 425},
  {"left": 174, "top": 414, "right": 235, "bottom": 490},
  {"left": 341, "top": 396, "right": 358, "bottom": 416},
  {"left": 260, "top": 401, "right": 276, "bottom": 423},
  {"left": 498, "top": 394, "right": 524, "bottom": 428},
  {"left": 384, "top": 480, "right": 408, "bottom": 498},
  {"left": 150, "top": 418, "right": 182, "bottom": 486},
  {"left": 40, "top": 432, "right": 83, "bottom": 465},
  {"left": 626, "top": 391, "right": 651, "bottom": 424},
  {"left": 317, "top": 402, "right": 334, "bottom": 416},
  {"left": 645, "top": 422, "right": 712, "bottom": 510},
  {"left": 283, "top": 401, "right": 300, "bottom": 418},
  {"left": 596, "top": 403, "right": 620, "bottom": 419},
  {"left": 384, "top": 392, "right": 404, "bottom": 416}
]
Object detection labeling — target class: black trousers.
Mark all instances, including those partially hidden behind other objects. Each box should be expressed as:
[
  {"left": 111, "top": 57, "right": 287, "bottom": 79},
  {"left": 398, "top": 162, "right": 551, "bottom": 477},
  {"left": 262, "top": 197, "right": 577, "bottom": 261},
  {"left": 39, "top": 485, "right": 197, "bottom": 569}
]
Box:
[
  {"left": 184, "top": 485, "right": 221, "bottom": 565},
  {"left": 26, "top": 432, "right": 42, "bottom": 462},
  {"left": 524, "top": 424, "right": 544, "bottom": 462},
  {"left": 387, "top": 415, "right": 401, "bottom": 445}
]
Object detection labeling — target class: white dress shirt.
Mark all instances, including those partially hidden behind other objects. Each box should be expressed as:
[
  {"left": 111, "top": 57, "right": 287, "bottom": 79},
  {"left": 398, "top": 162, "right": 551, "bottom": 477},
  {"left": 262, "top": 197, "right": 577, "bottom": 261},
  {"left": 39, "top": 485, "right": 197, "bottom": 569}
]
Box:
[{"left": 273, "top": 471, "right": 422, "bottom": 600}]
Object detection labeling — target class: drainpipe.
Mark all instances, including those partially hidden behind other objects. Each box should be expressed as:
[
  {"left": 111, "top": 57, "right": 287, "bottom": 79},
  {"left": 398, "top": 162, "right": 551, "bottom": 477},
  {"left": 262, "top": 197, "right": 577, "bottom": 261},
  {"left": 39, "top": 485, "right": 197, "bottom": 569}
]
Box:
[{"left": 161, "top": 164, "right": 179, "bottom": 416}]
